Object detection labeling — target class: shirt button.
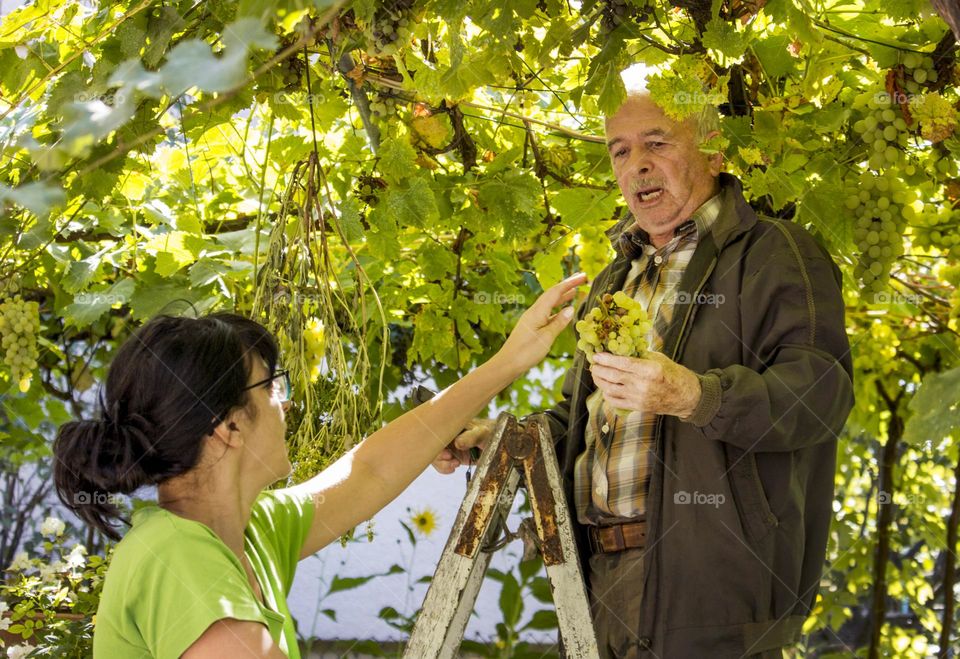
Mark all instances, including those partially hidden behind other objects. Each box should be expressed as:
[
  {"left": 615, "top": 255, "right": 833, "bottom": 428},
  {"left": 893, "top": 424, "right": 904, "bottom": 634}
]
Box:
[
  {"left": 653, "top": 255, "right": 663, "bottom": 265},
  {"left": 601, "top": 423, "right": 610, "bottom": 433}
]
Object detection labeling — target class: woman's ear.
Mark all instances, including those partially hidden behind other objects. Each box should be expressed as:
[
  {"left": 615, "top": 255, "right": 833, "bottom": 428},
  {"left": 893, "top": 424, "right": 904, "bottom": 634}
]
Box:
[{"left": 209, "top": 415, "right": 244, "bottom": 448}]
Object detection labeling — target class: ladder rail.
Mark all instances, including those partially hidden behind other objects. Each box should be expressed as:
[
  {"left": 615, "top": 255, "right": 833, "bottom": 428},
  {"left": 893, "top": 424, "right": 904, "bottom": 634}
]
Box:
[{"left": 403, "top": 413, "right": 600, "bottom": 658}]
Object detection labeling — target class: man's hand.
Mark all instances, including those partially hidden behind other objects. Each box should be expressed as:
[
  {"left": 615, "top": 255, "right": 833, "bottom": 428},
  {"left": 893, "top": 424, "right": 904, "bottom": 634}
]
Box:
[
  {"left": 431, "top": 418, "right": 497, "bottom": 474},
  {"left": 589, "top": 351, "right": 702, "bottom": 418}
]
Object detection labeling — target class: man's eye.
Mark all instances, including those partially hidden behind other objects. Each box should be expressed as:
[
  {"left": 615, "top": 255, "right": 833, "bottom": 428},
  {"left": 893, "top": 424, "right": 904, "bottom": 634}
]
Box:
[
  {"left": 649, "top": 141, "right": 665, "bottom": 149},
  {"left": 614, "top": 148, "right": 627, "bottom": 158}
]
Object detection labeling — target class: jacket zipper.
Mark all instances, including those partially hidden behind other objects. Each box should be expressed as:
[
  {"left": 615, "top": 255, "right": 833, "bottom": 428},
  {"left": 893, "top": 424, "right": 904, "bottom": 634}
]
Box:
[{"left": 640, "top": 254, "right": 719, "bottom": 643}]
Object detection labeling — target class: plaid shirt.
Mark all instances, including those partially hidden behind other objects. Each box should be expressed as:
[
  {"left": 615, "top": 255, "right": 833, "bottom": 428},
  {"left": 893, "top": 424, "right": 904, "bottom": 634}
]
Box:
[{"left": 574, "top": 194, "right": 723, "bottom": 525}]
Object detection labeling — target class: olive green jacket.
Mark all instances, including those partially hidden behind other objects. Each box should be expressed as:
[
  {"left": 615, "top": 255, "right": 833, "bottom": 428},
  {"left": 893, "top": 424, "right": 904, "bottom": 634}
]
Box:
[{"left": 537, "top": 173, "right": 854, "bottom": 657}]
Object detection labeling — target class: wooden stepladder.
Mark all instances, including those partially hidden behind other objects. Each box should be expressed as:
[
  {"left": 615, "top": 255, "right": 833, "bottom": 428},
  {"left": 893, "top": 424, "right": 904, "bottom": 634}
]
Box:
[{"left": 404, "top": 412, "right": 599, "bottom": 658}]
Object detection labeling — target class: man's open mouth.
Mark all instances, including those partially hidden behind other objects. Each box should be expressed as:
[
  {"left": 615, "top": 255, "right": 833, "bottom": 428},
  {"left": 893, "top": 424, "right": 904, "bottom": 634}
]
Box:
[{"left": 636, "top": 187, "right": 664, "bottom": 204}]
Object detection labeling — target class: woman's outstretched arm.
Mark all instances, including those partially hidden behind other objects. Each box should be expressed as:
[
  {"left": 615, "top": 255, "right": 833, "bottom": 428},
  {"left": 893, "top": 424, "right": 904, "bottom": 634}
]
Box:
[{"left": 282, "top": 273, "right": 587, "bottom": 557}]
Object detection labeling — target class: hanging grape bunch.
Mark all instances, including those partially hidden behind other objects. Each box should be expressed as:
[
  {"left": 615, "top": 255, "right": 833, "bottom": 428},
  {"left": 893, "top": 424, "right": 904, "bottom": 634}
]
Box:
[
  {"left": 911, "top": 204, "right": 960, "bottom": 257},
  {"left": 576, "top": 292, "right": 651, "bottom": 362},
  {"left": 575, "top": 224, "right": 614, "bottom": 279},
  {"left": 354, "top": 175, "right": 386, "bottom": 206},
  {"left": 899, "top": 53, "right": 939, "bottom": 95},
  {"left": 366, "top": 0, "right": 417, "bottom": 57},
  {"left": 0, "top": 296, "right": 40, "bottom": 393},
  {"left": 599, "top": 0, "right": 639, "bottom": 33},
  {"left": 845, "top": 172, "right": 912, "bottom": 299},
  {"left": 852, "top": 92, "right": 912, "bottom": 170},
  {"left": 369, "top": 88, "right": 398, "bottom": 120}
]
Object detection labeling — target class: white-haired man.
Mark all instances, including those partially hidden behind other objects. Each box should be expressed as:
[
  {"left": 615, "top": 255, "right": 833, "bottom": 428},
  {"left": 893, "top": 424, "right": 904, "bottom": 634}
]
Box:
[{"left": 436, "top": 93, "right": 854, "bottom": 659}]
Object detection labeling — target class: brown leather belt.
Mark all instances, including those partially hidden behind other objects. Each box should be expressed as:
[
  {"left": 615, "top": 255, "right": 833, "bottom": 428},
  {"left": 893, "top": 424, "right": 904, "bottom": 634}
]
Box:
[{"left": 588, "top": 520, "right": 647, "bottom": 554}]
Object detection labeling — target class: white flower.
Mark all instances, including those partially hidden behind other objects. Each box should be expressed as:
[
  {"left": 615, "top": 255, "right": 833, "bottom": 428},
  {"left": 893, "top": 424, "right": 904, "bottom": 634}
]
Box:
[
  {"left": 40, "top": 516, "right": 65, "bottom": 538},
  {"left": 0, "top": 617, "right": 9, "bottom": 633},
  {"left": 7, "top": 645, "right": 34, "bottom": 659},
  {"left": 0, "top": 600, "right": 8, "bottom": 615},
  {"left": 8, "top": 551, "right": 31, "bottom": 571},
  {"left": 65, "top": 545, "right": 87, "bottom": 569}
]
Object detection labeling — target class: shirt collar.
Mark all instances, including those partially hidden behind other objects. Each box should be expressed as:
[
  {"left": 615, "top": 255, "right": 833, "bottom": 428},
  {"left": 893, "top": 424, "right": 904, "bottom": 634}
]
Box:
[{"left": 617, "top": 193, "right": 723, "bottom": 260}]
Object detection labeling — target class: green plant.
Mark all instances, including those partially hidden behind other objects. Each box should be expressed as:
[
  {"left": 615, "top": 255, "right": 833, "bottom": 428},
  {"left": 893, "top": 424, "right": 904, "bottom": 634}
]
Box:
[{"left": 1, "top": 518, "right": 111, "bottom": 657}]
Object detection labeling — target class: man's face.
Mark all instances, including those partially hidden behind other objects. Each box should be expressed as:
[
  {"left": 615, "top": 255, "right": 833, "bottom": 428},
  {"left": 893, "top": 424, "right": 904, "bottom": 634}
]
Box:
[{"left": 605, "top": 95, "right": 721, "bottom": 246}]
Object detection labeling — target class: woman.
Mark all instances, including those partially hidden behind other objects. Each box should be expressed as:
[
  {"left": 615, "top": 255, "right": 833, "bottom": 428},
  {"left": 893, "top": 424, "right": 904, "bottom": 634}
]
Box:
[{"left": 53, "top": 273, "right": 586, "bottom": 658}]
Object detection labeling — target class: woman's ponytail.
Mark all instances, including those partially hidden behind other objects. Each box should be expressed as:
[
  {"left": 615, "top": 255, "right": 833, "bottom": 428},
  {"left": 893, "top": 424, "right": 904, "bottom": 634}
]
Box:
[{"left": 52, "top": 313, "right": 279, "bottom": 541}]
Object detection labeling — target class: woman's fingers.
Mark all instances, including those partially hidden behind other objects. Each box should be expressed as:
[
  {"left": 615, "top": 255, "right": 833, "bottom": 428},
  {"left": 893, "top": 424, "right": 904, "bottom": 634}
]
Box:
[{"left": 536, "top": 273, "right": 587, "bottom": 314}]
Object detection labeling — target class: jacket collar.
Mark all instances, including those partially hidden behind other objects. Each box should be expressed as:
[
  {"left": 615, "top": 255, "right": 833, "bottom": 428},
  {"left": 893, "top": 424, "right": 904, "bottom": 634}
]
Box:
[{"left": 605, "top": 173, "right": 757, "bottom": 258}]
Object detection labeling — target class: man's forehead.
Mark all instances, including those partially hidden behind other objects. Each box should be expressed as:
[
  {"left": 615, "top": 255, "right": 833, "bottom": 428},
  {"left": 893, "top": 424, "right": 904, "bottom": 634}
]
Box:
[{"left": 605, "top": 98, "right": 688, "bottom": 138}]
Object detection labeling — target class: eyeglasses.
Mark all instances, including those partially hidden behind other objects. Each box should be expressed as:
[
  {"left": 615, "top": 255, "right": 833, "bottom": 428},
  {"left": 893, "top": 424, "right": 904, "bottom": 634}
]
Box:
[{"left": 243, "top": 369, "right": 291, "bottom": 403}]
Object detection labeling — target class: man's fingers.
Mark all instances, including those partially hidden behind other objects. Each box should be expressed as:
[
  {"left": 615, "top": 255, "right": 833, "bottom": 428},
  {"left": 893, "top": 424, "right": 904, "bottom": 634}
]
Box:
[
  {"left": 433, "top": 457, "right": 460, "bottom": 474},
  {"left": 454, "top": 426, "right": 486, "bottom": 450},
  {"left": 591, "top": 352, "right": 637, "bottom": 371}
]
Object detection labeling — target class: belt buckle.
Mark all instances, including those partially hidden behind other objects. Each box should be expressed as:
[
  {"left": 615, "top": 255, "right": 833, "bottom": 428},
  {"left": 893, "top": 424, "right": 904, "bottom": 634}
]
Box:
[{"left": 589, "top": 527, "right": 603, "bottom": 554}]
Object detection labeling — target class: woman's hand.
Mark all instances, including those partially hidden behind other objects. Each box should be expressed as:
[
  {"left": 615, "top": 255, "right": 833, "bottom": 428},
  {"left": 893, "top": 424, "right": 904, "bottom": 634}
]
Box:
[{"left": 494, "top": 273, "right": 587, "bottom": 377}]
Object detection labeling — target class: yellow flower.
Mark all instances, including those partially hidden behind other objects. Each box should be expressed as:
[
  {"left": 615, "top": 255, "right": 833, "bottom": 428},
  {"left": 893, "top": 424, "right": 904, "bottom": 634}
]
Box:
[{"left": 410, "top": 508, "right": 438, "bottom": 537}]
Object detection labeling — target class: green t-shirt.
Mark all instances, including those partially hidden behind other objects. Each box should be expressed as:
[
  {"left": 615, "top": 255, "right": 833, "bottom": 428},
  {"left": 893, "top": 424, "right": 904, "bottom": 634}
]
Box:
[{"left": 93, "top": 489, "right": 315, "bottom": 658}]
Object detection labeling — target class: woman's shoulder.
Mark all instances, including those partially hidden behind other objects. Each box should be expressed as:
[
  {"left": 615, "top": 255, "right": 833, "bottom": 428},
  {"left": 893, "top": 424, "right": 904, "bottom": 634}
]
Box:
[{"left": 107, "top": 503, "right": 237, "bottom": 579}]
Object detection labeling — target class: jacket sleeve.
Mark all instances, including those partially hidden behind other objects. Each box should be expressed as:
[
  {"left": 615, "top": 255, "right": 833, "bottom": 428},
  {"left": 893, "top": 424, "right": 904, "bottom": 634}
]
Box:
[{"left": 684, "top": 225, "right": 854, "bottom": 452}]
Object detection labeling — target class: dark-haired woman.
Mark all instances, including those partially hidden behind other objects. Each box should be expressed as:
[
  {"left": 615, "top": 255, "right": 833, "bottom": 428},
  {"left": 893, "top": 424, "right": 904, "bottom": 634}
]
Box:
[{"left": 53, "top": 273, "right": 585, "bottom": 658}]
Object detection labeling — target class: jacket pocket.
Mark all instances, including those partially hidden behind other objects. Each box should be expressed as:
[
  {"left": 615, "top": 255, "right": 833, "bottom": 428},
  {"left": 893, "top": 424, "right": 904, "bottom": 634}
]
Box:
[{"left": 723, "top": 444, "right": 779, "bottom": 545}]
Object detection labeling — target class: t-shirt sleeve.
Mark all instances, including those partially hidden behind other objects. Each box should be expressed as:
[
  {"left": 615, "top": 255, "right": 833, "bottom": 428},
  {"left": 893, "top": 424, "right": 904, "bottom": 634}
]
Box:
[
  {"left": 249, "top": 489, "right": 316, "bottom": 594},
  {"left": 129, "top": 528, "right": 268, "bottom": 659}
]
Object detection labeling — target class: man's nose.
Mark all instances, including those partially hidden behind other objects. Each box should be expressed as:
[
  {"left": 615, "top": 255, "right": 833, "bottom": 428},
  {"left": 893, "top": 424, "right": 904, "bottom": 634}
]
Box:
[{"left": 629, "top": 149, "right": 653, "bottom": 175}]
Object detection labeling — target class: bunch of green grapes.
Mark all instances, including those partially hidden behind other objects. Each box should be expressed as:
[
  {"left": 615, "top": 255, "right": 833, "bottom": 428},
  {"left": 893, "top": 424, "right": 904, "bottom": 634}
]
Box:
[
  {"left": 576, "top": 291, "right": 651, "bottom": 363},
  {"left": 575, "top": 224, "right": 614, "bottom": 279},
  {"left": 355, "top": 175, "right": 386, "bottom": 205},
  {"left": 599, "top": 0, "right": 633, "bottom": 33},
  {"left": 367, "top": 0, "right": 416, "bottom": 56},
  {"left": 844, "top": 173, "right": 910, "bottom": 299},
  {"left": 0, "top": 296, "right": 40, "bottom": 393},
  {"left": 900, "top": 53, "right": 939, "bottom": 95},
  {"left": 939, "top": 263, "right": 960, "bottom": 320},
  {"left": 369, "top": 89, "right": 397, "bottom": 120},
  {"left": 911, "top": 205, "right": 960, "bottom": 256},
  {"left": 851, "top": 94, "right": 911, "bottom": 170}
]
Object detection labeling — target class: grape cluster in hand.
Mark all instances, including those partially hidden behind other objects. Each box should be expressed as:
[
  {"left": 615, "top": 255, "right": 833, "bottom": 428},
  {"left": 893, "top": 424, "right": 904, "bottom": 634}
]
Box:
[{"left": 576, "top": 291, "right": 651, "bottom": 363}]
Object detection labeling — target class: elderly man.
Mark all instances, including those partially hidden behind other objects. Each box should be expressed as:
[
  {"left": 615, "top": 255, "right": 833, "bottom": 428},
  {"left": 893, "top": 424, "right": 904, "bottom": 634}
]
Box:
[{"left": 435, "top": 92, "right": 854, "bottom": 658}]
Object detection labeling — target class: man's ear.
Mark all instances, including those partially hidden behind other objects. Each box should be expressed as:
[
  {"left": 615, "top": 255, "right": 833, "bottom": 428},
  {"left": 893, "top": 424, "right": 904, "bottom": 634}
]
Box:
[{"left": 703, "top": 130, "right": 724, "bottom": 176}]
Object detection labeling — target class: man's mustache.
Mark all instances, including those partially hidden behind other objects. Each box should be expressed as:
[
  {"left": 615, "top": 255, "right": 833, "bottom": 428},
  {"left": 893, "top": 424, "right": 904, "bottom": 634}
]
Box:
[{"left": 628, "top": 179, "right": 666, "bottom": 194}]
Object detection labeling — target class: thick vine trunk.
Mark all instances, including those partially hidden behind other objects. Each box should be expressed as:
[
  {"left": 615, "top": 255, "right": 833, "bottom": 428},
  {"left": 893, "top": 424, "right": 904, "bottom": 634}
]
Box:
[
  {"left": 868, "top": 383, "right": 904, "bottom": 659},
  {"left": 939, "top": 454, "right": 960, "bottom": 658},
  {"left": 931, "top": 0, "right": 960, "bottom": 42}
]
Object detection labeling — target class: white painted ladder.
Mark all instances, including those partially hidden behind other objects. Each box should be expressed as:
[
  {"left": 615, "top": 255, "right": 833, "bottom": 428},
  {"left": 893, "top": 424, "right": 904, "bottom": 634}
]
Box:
[{"left": 404, "top": 413, "right": 600, "bottom": 658}]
